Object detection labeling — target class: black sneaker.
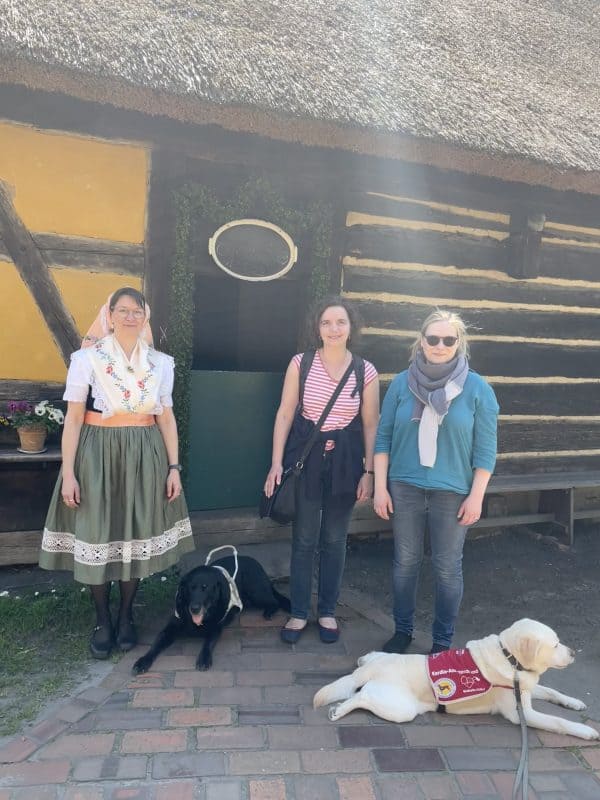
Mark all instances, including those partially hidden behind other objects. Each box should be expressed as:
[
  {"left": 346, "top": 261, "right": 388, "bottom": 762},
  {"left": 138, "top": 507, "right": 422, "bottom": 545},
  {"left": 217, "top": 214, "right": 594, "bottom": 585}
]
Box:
[
  {"left": 90, "top": 623, "right": 113, "bottom": 659},
  {"left": 430, "top": 643, "right": 450, "bottom": 654},
  {"left": 382, "top": 632, "right": 412, "bottom": 654}
]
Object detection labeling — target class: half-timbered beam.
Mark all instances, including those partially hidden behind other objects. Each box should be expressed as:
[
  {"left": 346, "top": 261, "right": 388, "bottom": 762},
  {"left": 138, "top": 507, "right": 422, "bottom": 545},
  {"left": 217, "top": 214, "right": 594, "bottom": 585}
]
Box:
[{"left": 0, "top": 181, "right": 81, "bottom": 364}]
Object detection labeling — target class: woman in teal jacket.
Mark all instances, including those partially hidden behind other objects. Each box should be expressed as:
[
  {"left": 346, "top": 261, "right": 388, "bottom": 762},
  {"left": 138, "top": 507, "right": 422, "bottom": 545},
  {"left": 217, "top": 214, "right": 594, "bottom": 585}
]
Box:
[{"left": 374, "top": 309, "right": 498, "bottom": 654}]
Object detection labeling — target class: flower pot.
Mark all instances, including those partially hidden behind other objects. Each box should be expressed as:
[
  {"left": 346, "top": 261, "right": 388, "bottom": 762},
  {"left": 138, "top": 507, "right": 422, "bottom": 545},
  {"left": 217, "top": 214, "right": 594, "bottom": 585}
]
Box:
[{"left": 17, "top": 424, "right": 47, "bottom": 453}]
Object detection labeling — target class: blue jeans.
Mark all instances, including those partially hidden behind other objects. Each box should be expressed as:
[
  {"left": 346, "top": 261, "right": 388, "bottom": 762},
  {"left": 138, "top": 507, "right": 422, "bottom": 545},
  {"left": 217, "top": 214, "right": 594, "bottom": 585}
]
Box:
[
  {"left": 290, "top": 454, "right": 355, "bottom": 619},
  {"left": 389, "top": 481, "right": 467, "bottom": 647}
]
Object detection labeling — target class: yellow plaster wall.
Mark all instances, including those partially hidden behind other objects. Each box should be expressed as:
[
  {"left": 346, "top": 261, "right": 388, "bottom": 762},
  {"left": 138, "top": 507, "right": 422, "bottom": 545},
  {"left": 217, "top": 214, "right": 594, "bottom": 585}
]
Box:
[
  {"left": 0, "top": 261, "right": 144, "bottom": 382},
  {"left": 0, "top": 120, "right": 149, "bottom": 384},
  {"left": 0, "top": 121, "right": 148, "bottom": 242},
  {"left": 0, "top": 258, "right": 66, "bottom": 381},
  {"left": 52, "top": 268, "right": 144, "bottom": 342}
]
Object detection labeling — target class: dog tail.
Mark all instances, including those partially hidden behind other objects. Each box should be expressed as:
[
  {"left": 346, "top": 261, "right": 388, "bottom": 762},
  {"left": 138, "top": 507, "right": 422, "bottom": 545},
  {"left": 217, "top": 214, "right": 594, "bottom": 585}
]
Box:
[
  {"left": 313, "top": 674, "right": 360, "bottom": 708},
  {"left": 271, "top": 586, "right": 291, "bottom": 613}
]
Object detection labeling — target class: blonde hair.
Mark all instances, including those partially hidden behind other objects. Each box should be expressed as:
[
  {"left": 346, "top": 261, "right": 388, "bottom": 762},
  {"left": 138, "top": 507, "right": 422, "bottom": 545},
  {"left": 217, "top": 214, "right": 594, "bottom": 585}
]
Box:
[{"left": 409, "top": 309, "right": 469, "bottom": 361}]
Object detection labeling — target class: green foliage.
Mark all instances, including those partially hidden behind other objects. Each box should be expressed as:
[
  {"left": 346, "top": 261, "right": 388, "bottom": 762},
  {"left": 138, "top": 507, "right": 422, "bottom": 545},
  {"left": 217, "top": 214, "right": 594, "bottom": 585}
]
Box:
[{"left": 166, "top": 176, "right": 334, "bottom": 474}]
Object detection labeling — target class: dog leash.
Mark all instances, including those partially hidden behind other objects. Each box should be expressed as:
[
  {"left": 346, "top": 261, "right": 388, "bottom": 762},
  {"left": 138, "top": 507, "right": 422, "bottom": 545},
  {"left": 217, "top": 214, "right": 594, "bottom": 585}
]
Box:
[
  {"left": 512, "top": 671, "right": 529, "bottom": 800},
  {"left": 500, "top": 642, "right": 530, "bottom": 800}
]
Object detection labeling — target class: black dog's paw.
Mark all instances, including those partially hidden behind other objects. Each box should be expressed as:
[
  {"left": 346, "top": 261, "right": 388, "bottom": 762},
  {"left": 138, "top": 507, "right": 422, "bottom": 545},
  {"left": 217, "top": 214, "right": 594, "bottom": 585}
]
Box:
[
  {"left": 196, "top": 655, "right": 212, "bottom": 671},
  {"left": 132, "top": 655, "right": 153, "bottom": 675}
]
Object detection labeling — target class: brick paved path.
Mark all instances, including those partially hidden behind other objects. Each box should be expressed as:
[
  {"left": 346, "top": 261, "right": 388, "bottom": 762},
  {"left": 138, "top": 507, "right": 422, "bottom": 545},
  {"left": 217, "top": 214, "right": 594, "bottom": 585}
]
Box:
[{"left": 1, "top": 598, "right": 599, "bottom": 799}]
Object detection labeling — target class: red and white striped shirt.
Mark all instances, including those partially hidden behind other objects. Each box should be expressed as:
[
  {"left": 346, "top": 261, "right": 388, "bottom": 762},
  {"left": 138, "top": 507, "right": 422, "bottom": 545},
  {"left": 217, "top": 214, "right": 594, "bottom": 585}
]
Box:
[{"left": 292, "top": 351, "right": 378, "bottom": 448}]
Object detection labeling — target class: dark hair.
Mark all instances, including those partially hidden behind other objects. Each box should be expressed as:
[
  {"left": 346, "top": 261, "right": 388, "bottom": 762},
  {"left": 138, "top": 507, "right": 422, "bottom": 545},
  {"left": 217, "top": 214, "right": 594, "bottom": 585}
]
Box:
[
  {"left": 109, "top": 287, "right": 146, "bottom": 311},
  {"left": 303, "top": 295, "right": 363, "bottom": 350}
]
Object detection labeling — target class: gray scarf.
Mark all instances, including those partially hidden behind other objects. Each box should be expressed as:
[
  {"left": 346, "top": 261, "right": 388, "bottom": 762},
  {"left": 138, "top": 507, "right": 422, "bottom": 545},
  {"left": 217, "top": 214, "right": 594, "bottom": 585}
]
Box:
[{"left": 407, "top": 351, "right": 469, "bottom": 467}]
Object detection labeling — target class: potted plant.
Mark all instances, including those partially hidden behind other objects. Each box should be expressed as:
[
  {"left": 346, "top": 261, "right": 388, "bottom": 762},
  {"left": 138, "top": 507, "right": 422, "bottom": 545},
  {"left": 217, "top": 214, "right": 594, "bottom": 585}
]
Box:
[{"left": 1, "top": 400, "right": 65, "bottom": 453}]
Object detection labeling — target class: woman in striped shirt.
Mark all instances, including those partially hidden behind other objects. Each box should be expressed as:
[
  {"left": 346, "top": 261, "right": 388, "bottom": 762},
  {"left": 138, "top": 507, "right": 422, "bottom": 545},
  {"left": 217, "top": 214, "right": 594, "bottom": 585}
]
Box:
[{"left": 264, "top": 297, "right": 379, "bottom": 643}]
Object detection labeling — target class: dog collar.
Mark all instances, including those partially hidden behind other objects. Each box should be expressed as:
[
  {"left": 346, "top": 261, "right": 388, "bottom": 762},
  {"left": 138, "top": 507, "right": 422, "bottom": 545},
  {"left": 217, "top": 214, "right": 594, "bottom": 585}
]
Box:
[{"left": 499, "top": 640, "right": 531, "bottom": 672}]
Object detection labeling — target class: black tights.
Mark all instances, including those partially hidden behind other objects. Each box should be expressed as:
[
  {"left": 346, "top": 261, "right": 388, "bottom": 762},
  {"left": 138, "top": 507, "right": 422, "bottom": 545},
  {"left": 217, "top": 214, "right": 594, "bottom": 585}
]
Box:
[{"left": 89, "top": 579, "right": 140, "bottom": 629}]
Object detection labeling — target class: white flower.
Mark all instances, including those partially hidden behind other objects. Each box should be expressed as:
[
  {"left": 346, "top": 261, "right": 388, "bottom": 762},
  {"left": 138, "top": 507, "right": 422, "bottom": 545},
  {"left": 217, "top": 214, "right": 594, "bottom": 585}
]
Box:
[
  {"left": 160, "top": 576, "right": 167, "bottom": 582},
  {"left": 48, "top": 410, "right": 59, "bottom": 422},
  {"left": 34, "top": 404, "right": 45, "bottom": 416},
  {"left": 0, "top": 590, "right": 8, "bottom": 597},
  {"left": 34, "top": 591, "right": 39, "bottom": 596},
  {"left": 55, "top": 410, "right": 64, "bottom": 423}
]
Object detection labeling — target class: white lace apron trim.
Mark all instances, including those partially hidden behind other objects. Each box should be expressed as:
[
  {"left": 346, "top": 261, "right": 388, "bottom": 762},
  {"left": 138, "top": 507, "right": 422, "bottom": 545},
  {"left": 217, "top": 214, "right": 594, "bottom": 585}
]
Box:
[{"left": 40, "top": 518, "right": 193, "bottom": 566}]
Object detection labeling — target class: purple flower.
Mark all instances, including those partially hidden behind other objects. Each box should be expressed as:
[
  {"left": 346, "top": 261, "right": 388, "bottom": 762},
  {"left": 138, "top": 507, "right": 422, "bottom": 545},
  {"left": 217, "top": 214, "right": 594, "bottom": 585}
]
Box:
[{"left": 8, "top": 401, "right": 31, "bottom": 414}]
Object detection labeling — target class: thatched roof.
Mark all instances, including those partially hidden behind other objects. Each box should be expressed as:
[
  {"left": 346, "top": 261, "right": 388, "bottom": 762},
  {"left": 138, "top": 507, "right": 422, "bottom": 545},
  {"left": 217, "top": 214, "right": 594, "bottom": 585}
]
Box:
[{"left": 1, "top": 0, "right": 599, "bottom": 173}]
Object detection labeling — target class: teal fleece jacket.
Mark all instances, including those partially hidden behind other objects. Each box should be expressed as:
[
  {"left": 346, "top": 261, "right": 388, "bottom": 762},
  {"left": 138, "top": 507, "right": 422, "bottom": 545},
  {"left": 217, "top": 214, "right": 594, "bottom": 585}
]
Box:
[{"left": 375, "top": 370, "right": 499, "bottom": 495}]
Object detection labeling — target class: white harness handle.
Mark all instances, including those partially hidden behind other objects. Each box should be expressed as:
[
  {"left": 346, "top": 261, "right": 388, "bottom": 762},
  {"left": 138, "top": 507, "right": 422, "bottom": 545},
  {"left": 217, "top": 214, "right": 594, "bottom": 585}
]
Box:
[{"left": 205, "top": 544, "right": 239, "bottom": 580}]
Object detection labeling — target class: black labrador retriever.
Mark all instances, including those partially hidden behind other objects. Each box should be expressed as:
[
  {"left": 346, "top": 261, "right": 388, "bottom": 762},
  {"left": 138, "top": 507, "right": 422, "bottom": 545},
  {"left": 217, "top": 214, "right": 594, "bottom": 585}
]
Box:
[{"left": 132, "top": 555, "right": 290, "bottom": 673}]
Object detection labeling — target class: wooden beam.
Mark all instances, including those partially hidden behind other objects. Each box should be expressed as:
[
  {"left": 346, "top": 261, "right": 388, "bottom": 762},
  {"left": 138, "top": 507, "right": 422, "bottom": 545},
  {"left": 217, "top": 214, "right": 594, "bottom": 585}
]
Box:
[
  {"left": 0, "top": 182, "right": 80, "bottom": 364},
  {"left": 0, "top": 380, "right": 64, "bottom": 401},
  {"left": 0, "top": 232, "right": 144, "bottom": 274}
]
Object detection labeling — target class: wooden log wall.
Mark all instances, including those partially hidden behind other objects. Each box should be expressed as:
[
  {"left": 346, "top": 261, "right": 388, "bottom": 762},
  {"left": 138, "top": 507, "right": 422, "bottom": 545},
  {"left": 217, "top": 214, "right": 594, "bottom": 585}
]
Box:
[{"left": 342, "top": 189, "right": 600, "bottom": 475}]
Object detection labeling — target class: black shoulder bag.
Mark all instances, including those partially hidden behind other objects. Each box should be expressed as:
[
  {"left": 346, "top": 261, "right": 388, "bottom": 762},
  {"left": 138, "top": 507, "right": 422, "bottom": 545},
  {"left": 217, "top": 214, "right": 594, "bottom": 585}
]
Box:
[{"left": 259, "top": 358, "right": 356, "bottom": 524}]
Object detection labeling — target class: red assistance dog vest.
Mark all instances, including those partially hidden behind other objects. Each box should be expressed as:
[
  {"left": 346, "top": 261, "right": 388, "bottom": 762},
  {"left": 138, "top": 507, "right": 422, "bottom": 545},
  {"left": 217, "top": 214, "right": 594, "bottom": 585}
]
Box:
[{"left": 428, "top": 648, "right": 510, "bottom": 704}]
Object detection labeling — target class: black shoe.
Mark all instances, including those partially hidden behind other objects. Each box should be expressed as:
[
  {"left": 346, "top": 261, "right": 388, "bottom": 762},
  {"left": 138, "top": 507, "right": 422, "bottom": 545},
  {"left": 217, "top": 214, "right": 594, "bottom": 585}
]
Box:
[
  {"left": 430, "top": 643, "right": 450, "bottom": 654},
  {"left": 280, "top": 621, "right": 307, "bottom": 644},
  {"left": 318, "top": 621, "right": 340, "bottom": 644},
  {"left": 116, "top": 619, "right": 138, "bottom": 652},
  {"left": 90, "top": 623, "right": 113, "bottom": 659},
  {"left": 382, "top": 632, "right": 412, "bottom": 654}
]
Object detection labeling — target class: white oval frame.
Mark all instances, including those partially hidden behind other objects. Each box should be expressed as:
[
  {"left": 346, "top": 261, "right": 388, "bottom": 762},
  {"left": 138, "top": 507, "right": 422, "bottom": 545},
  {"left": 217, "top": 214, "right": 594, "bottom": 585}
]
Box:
[{"left": 208, "top": 218, "right": 298, "bottom": 282}]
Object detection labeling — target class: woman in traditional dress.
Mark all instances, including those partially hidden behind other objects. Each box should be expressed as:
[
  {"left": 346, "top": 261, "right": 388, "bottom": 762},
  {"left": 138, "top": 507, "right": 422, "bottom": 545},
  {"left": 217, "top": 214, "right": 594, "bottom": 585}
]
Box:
[
  {"left": 40, "top": 287, "right": 194, "bottom": 658},
  {"left": 264, "top": 296, "right": 379, "bottom": 644},
  {"left": 374, "top": 309, "right": 498, "bottom": 654}
]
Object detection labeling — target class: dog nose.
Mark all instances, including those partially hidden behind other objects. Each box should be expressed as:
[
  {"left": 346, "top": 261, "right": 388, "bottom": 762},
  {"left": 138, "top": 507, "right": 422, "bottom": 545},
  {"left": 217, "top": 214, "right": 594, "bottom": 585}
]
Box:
[{"left": 190, "top": 604, "right": 202, "bottom": 614}]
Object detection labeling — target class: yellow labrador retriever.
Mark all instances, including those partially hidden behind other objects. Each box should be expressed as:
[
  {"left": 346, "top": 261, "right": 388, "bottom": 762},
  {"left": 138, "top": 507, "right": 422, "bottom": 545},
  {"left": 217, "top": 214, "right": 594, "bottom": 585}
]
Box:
[{"left": 314, "top": 618, "right": 598, "bottom": 740}]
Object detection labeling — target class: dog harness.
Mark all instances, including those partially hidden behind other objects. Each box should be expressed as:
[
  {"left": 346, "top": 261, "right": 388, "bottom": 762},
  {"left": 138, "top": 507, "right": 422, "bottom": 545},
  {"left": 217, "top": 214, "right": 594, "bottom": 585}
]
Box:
[
  {"left": 174, "top": 545, "right": 243, "bottom": 624},
  {"left": 428, "top": 648, "right": 511, "bottom": 705},
  {"left": 203, "top": 545, "right": 243, "bottom": 622}
]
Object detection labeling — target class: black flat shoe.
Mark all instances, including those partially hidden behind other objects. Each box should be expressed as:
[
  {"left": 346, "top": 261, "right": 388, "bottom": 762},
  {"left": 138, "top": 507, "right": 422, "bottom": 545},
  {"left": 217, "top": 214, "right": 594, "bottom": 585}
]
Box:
[
  {"left": 280, "top": 621, "right": 307, "bottom": 644},
  {"left": 382, "top": 632, "right": 412, "bottom": 654},
  {"left": 116, "top": 619, "right": 138, "bottom": 652},
  {"left": 430, "top": 643, "right": 450, "bottom": 654},
  {"left": 90, "top": 624, "right": 113, "bottom": 659},
  {"left": 318, "top": 622, "right": 340, "bottom": 644}
]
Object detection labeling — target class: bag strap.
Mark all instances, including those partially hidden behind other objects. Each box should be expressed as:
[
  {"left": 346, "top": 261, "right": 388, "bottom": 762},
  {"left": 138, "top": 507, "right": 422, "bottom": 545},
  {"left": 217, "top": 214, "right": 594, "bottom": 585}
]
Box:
[
  {"left": 295, "top": 358, "right": 355, "bottom": 470},
  {"left": 350, "top": 354, "right": 365, "bottom": 406}
]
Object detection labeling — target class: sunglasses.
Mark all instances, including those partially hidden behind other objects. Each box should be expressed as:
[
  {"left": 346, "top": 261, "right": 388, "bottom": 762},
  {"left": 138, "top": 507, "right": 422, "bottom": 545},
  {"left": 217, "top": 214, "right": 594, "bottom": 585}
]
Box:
[{"left": 424, "top": 335, "right": 458, "bottom": 347}]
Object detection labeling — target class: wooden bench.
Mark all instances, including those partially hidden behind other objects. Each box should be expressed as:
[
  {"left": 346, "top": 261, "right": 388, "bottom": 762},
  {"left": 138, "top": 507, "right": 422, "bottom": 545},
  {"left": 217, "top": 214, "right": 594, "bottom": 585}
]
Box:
[
  {"left": 475, "top": 471, "right": 600, "bottom": 545},
  {"left": 0, "top": 445, "right": 62, "bottom": 464},
  {"left": 0, "top": 446, "right": 61, "bottom": 566}
]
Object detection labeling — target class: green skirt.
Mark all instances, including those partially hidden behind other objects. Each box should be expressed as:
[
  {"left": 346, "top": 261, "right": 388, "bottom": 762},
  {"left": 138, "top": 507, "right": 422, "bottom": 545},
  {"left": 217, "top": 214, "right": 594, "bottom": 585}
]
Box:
[{"left": 39, "top": 422, "right": 195, "bottom": 585}]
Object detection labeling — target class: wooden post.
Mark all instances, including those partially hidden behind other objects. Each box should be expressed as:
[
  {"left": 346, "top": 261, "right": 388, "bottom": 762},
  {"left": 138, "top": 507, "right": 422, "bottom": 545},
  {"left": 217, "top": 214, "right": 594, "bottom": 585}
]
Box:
[{"left": 507, "top": 209, "right": 545, "bottom": 278}]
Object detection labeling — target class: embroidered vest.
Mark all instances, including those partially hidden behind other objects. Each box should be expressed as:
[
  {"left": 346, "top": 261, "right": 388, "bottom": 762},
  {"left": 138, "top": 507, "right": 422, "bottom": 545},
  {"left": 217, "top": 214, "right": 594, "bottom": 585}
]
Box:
[{"left": 428, "top": 648, "right": 510, "bottom": 704}]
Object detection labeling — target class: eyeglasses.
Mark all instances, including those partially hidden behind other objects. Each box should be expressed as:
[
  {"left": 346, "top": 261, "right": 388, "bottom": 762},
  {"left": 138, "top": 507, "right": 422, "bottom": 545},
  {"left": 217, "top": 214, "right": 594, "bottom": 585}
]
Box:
[
  {"left": 424, "top": 335, "right": 458, "bottom": 347},
  {"left": 114, "top": 308, "right": 145, "bottom": 320}
]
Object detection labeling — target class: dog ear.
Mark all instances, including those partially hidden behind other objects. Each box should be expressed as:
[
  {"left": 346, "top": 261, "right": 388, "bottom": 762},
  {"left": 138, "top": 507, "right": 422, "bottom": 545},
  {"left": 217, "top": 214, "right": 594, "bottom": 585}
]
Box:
[
  {"left": 515, "top": 635, "right": 541, "bottom": 671},
  {"left": 175, "top": 582, "right": 188, "bottom": 616}
]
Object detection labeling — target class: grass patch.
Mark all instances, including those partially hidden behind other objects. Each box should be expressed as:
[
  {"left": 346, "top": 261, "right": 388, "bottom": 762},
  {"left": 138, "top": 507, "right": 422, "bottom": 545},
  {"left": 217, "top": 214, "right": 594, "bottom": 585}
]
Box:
[{"left": 0, "top": 571, "right": 179, "bottom": 737}]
